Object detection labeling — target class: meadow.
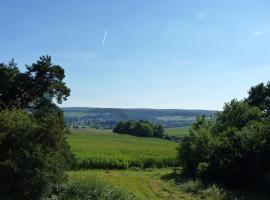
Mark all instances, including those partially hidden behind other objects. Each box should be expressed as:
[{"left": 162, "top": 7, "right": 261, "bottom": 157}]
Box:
[
  {"left": 68, "top": 169, "right": 196, "bottom": 200},
  {"left": 68, "top": 128, "right": 178, "bottom": 169}
]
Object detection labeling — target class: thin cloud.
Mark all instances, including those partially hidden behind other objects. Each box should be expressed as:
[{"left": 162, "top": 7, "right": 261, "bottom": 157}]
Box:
[{"left": 102, "top": 30, "right": 108, "bottom": 45}]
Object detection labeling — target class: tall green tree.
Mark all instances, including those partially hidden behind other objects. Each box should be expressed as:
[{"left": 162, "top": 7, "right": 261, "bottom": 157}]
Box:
[
  {"left": 246, "top": 82, "right": 270, "bottom": 116},
  {"left": 177, "top": 89, "right": 270, "bottom": 189},
  {"left": 0, "top": 56, "right": 72, "bottom": 200},
  {"left": 0, "top": 55, "right": 70, "bottom": 112}
]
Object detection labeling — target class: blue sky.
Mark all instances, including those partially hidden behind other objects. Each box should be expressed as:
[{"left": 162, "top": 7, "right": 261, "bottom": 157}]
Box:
[{"left": 1, "top": 0, "right": 270, "bottom": 110}]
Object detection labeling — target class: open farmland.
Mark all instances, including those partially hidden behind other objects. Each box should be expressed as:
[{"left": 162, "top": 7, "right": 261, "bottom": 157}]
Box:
[{"left": 68, "top": 128, "right": 178, "bottom": 169}]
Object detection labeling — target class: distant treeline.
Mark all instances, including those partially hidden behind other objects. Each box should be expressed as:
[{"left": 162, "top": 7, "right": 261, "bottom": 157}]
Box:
[{"left": 113, "top": 120, "right": 164, "bottom": 138}]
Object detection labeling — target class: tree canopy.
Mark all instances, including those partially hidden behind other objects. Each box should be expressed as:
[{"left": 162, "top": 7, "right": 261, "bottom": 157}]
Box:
[
  {"left": 177, "top": 82, "right": 270, "bottom": 190},
  {"left": 113, "top": 120, "right": 164, "bottom": 138},
  {"left": 0, "top": 55, "right": 70, "bottom": 112},
  {"left": 0, "top": 56, "right": 72, "bottom": 200}
]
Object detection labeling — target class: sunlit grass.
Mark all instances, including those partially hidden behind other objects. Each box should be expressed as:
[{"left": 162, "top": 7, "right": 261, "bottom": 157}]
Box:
[
  {"left": 68, "top": 169, "right": 197, "bottom": 200},
  {"left": 68, "top": 129, "right": 178, "bottom": 169}
]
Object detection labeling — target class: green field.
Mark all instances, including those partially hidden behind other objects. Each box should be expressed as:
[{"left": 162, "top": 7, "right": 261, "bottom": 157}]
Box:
[
  {"left": 165, "top": 127, "right": 190, "bottom": 138},
  {"left": 68, "top": 169, "right": 197, "bottom": 200},
  {"left": 68, "top": 129, "right": 178, "bottom": 169}
]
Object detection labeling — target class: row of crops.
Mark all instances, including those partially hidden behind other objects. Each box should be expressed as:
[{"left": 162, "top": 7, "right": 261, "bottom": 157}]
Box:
[{"left": 68, "top": 129, "right": 178, "bottom": 169}]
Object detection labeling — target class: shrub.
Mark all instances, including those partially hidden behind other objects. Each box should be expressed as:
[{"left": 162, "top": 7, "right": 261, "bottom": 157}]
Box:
[
  {"left": 178, "top": 180, "right": 203, "bottom": 194},
  {"left": 57, "top": 178, "right": 135, "bottom": 200}
]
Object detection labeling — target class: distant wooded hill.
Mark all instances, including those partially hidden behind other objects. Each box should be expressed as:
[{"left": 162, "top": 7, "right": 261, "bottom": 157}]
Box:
[{"left": 62, "top": 107, "right": 216, "bottom": 129}]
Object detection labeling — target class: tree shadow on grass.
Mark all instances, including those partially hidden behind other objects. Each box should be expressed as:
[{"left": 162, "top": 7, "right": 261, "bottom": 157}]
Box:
[{"left": 161, "top": 171, "right": 270, "bottom": 200}]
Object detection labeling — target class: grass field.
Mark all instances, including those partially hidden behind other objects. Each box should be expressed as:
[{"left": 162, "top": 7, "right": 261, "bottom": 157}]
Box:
[
  {"left": 68, "top": 169, "right": 197, "bottom": 200},
  {"left": 165, "top": 127, "right": 190, "bottom": 140},
  {"left": 68, "top": 128, "right": 178, "bottom": 169}
]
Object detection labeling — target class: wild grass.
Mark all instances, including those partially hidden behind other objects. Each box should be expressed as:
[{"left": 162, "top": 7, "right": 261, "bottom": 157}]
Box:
[
  {"left": 42, "top": 176, "right": 135, "bottom": 200},
  {"left": 68, "top": 129, "right": 178, "bottom": 169},
  {"left": 67, "top": 169, "right": 196, "bottom": 200}
]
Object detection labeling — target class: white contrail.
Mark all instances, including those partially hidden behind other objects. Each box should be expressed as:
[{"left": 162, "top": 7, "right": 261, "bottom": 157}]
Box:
[{"left": 102, "top": 29, "right": 108, "bottom": 45}]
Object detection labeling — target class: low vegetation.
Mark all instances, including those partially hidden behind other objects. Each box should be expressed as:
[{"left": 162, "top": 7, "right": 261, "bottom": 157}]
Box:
[
  {"left": 67, "top": 169, "right": 196, "bottom": 200},
  {"left": 43, "top": 177, "right": 135, "bottom": 200},
  {"left": 68, "top": 128, "right": 177, "bottom": 169}
]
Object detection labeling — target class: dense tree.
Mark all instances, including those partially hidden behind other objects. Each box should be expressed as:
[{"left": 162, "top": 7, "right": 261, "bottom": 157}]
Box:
[
  {"left": 0, "top": 55, "right": 70, "bottom": 112},
  {"left": 213, "top": 99, "right": 262, "bottom": 133},
  {"left": 177, "top": 83, "right": 270, "bottom": 189},
  {"left": 153, "top": 124, "right": 165, "bottom": 138},
  {"left": 246, "top": 82, "right": 270, "bottom": 116},
  {"left": 113, "top": 120, "right": 164, "bottom": 138},
  {"left": 135, "top": 122, "right": 153, "bottom": 137},
  {"left": 0, "top": 56, "right": 72, "bottom": 200}
]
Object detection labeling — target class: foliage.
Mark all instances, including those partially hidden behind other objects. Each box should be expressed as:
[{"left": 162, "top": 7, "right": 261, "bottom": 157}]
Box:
[
  {"left": 68, "top": 129, "right": 177, "bottom": 169},
  {"left": 177, "top": 82, "right": 270, "bottom": 190},
  {"left": 113, "top": 120, "right": 164, "bottom": 138},
  {"left": 178, "top": 180, "right": 230, "bottom": 200},
  {"left": 0, "top": 110, "right": 70, "bottom": 200},
  {"left": 246, "top": 82, "right": 270, "bottom": 116},
  {"left": 56, "top": 178, "right": 135, "bottom": 200},
  {"left": 0, "top": 56, "right": 70, "bottom": 111},
  {"left": 0, "top": 56, "right": 72, "bottom": 200}
]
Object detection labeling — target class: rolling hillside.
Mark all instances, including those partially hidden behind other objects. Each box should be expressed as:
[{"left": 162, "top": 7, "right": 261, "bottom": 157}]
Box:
[{"left": 63, "top": 107, "right": 216, "bottom": 129}]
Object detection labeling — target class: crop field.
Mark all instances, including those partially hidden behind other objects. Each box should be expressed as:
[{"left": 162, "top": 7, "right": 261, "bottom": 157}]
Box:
[
  {"left": 165, "top": 127, "right": 190, "bottom": 139},
  {"left": 68, "top": 169, "right": 197, "bottom": 200},
  {"left": 68, "top": 129, "right": 178, "bottom": 169}
]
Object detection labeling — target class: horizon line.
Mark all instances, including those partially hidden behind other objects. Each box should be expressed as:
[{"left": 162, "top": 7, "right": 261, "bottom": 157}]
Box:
[{"left": 61, "top": 106, "right": 219, "bottom": 111}]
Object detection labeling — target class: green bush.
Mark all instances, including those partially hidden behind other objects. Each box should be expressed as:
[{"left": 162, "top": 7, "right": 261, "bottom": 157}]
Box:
[
  {"left": 57, "top": 178, "right": 135, "bottom": 200},
  {"left": 178, "top": 180, "right": 203, "bottom": 194},
  {"left": 0, "top": 110, "right": 72, "bottom": 200}
]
